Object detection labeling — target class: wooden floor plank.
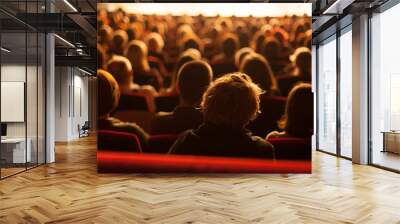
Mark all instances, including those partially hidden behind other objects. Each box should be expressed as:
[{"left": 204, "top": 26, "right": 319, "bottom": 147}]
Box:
[{"left": 0, "top": 135, "right": 400, "bottom": 223}]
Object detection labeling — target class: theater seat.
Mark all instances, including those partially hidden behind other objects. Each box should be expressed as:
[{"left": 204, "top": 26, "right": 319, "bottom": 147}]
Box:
[
  {"left": 113, "top": 93, "right": 155, "bottom": 132},
  {"left": 97, "top": 151, "right": 311, "bottom": 173},
  {"left": 247, "top": 95, "right": 286, "bottom": 137},
  {"left": 146, "top": 134, "right": 179, "bottom": 154},
  {"left": 268, "top": 137, "right": 311, "bottom": 160},
  {"left": 97, "top": 130, "right": 142, "bottom": 153},
  {"left": 155, "top": 95, "right": 180, "bottom": 112}
]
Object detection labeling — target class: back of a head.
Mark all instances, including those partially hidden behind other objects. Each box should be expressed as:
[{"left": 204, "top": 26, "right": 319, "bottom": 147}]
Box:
[
  {"left": 182, "top": 36, "right": 202, "bottom": 53},
  {"left": 99, "top": 25, "right": 112, "bottom": 44},
  {"left": 145, "top": 32, "right": 164, "bottom": 53},
  {"left": 177, "top": 60, "right": 213, "bottom": 105},
  {"left": 281, "top": 83, "right": 313, "bottom": 137},
  {"left": 172, "top": 49, "right": 202, "bottom": 87},
  {"left": 293, "top": 47, "right": 311, "bottom": 74},
  {"left": 98, "top": 69, "right": 120, "bottom": 118},
  {"left": 252, "top": 31, "right": 265, "bottom": 53},
  {"left": 105, "top": 55, "right": 133, "bottom": 85},
  {"left": 235, "top": 47, "right": 254, "bottom": 69},
  {"left": 201, "top": 73, "right": 262, "bottom": 128},
  {"left": 125, "top": 40, "right": 148, "bottom": 70},
  {"left": 222, "top": 34, "right": 239, "bottom": 58},
  {"left": 112, "top": 30, "right": 128, "bottom": 55},
  {"left": 262, "top": 38, "right": 281, "bottom": 61},
  {"left": 126, "top": 25, "right": 137, "bottom": 41},
  {"left": 240, "top": 53, "right": 276, "bottom": 92}
]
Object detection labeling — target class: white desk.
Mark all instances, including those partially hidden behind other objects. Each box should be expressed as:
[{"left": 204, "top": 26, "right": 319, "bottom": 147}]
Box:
[{"left": 1, "top": 138, "right": 31, "bottom": 163}]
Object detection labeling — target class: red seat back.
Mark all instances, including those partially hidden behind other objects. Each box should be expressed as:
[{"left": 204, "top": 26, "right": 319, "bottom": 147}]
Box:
[
  {"left": 146, "top": 134, "right": 179, "bottom": 153},
  {"left": 268, "top": 137, "right": 311, "bottom": 160},
  {"left": 97, "top": 151, "right": 311, "bottom": 173},
  {"left": 97, "top": 130, "right": 142, "bottom": 153}
]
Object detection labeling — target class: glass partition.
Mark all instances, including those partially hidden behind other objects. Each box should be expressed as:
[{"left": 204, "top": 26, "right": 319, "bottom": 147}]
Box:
[
  {"left": 339, "top": 27, "right": 352, "bottom": 158},
  {"left": 0, "top": 0, "right": 46, "bottom": 179},
  {"left": 370, "top": 3, "right": 400, "bottom": 171},
  {"left": 317, "top": 35, "right": 337, "bottom": 154},
  {"left": 0, "top": 31, "right": 28, "bottom": 177}
]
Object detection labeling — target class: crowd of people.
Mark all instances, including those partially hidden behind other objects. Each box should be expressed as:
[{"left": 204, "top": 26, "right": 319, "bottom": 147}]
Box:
[{"left": 97, "top": 7, "right": 313, "bottom": 159}]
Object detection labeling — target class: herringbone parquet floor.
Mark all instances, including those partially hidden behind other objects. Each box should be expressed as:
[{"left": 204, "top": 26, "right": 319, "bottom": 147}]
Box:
[{"left": 0, "top": 135, "right": 400, "bottom": 224}]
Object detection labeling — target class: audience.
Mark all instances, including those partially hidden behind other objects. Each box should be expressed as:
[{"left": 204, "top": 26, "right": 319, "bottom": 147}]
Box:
[
  {"left": 97, "top": 69, "right": 149, "bottom": 146},
  {"left": 266, "top": 83, "right": 313, "bottom": 139},
  {"left": 152, "top": 60, "right": 213, "bottom": 134},
  {"left": 97, "top": 9, "right": 312, "bottom": 159},
  {"left": 169, "top": 73, "right": 275, "bottom": 159}
]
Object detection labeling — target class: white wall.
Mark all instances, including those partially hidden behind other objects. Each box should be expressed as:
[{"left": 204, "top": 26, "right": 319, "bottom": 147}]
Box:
[
  {"left": 1, "top": 65, "right": 34, "bottom": 138},
  {"left": 55, "top": 67, "right": 89, "bottom": 141}
]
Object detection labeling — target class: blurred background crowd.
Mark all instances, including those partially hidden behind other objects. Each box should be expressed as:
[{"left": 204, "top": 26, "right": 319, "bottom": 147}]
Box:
[{"left": 96, "top": 5, "right": 313, "bottom": 159}]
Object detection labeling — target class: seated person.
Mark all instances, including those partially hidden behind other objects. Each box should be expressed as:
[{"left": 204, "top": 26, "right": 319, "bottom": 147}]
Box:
[
  {"left": 211, "top": 34, "right": 239, "bottom": 77},
  {"left": 266, "top": 83, "right": 313, "bottom": 139},
  {"left": 261, "top": 38, "right": 286, "bottom": 76},
  {"left": 152, "top": 60, "right": 213, "bottom": 134},
  {"left": 240, "top": 53, "right": 282, "bottom": 137},
  {"left": 240, "top": 53, "right": 280, "bottom": 96},
  {"left": 278, "top": 47, "right": 311, "bottom": 96},
  {"left": 160, "top": 48, "right": 201, "bottom": 96},
  {"left": 110, "top": 29, "right": 128, "bottom": 56},
  {"left": 106, "top": 55, "right": 156, "bottom": 112},
  {"left": 97, "top": 69, "right": 149, "bottom": 146},
  {"left": 169, "top": 73, "right": 275, "bottom": 159},
  {"left": 125, "top": 40, "right": 163, "bottom": 90},
  {"left": 234, "top": 47, "right": 253, "bottom": 69}
]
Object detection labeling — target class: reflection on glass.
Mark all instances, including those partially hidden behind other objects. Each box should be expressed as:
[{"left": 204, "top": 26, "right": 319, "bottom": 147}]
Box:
[
  {"left": 317, "top": 37, "right": 337, "bottom": 154},
  {"left": 371, "top": 3, "right": 400, "bottom": 171},
  {"left": 340, "top": 29, "right": 352, "bottom": 158}
]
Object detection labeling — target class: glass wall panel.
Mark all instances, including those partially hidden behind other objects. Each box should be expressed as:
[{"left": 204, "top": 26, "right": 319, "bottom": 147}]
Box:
[
  {"left": 371, "top": 3, "right": 400, "bottom": 171},
  {"left": 317, "top": 36, "right": 337, "bottom": 154},
  {"left": 1, "top": 30, "right": 28, "bottom": 177},
  {"left": 0, "top": 0, "right": 46, "bottom": 178},
  {"left": 339, "top": 28, "right": 352, "bottom": 158}
]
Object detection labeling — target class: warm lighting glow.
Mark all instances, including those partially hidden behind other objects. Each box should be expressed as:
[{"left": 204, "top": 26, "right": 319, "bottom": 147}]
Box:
[{"left": 100, "top": 3, "right": 311, "bottom": 17}]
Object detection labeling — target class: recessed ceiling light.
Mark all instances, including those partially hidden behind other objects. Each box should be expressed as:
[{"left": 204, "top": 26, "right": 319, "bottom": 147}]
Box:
[
  {"left": 1, "top": 47, "right": 11, "bottom": 53},
  {"left": 63, "top": 0, "right": 78, "bottom": 12},
  {"left": 54, "top": 34, "right": 75, "bottom": 48}
]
